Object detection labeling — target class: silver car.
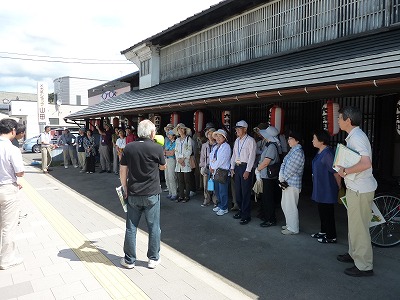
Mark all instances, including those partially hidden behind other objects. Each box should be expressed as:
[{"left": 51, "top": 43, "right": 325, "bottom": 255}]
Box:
[{"left": 22, "top": 135, "right": 41, "bottom": 153}]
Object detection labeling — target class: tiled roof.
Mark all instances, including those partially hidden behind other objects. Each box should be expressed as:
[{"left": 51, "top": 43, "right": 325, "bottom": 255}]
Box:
[{"left": 68, "top": 28, "right": 400, "bottom": 120}]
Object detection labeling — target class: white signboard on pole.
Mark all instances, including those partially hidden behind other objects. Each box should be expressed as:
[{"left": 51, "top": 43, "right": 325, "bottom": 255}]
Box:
[{"left": 37, "top": 82, "right": 48, "bottom": 125}]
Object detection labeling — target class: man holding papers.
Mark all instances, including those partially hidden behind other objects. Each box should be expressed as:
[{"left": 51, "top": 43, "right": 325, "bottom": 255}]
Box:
[{"left": 336, "top": 106, "right": 377, "bottom": 277}]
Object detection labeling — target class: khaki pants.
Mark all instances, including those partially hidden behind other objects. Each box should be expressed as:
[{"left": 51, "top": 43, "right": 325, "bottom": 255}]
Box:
[
  {"left": 63, "top": 146, "right": 77, "bottom": 167},
  {"left": 77, "top": 152, "right": 86, "bottom": 171},
  {"left": 347, "top": 189, "right": 374, "bottom": 271},
  {"left": 0, "top": 183, "right": 20, "bottom": 268},
  {"left": 41, "top": 147, "right": 50, "bottom": 171}
]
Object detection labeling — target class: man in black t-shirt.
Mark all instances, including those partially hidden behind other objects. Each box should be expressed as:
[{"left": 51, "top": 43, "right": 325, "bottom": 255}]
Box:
[{"left": 119, "top": 119, "right": 166, "bottom": 270}]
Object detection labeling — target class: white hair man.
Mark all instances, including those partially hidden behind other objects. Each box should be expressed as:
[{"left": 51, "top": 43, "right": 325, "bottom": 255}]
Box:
[{"left": 119, "top": 119, "right": 166, "bottom": 269}]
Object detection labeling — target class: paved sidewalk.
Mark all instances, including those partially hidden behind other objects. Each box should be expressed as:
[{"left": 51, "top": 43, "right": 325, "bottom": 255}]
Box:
[{"left": 0, "top": 165, "right": 254, "bottom": 300}]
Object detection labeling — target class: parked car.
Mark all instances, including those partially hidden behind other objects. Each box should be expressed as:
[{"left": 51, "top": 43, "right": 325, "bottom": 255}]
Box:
[
  {"left": 22, "top": 130, "right": 79, "bottom": 153},
  {"left": 22, "top": 135, "right": 41, "bottom": 153}
]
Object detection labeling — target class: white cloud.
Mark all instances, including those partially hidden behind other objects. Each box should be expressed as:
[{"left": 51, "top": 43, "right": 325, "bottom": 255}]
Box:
[{"left": 0, "top": 0, "right": 222, "bottom": 94}]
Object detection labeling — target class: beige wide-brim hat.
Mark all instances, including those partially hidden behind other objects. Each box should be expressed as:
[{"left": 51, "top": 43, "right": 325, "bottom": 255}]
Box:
[
  {"left": 173, "top": 123, "right": 191, "bottom": 136},
  {"left": 212, "top": 129, "right": 228, "bottom": 140},
  {"left": 164, "top": 123, "right": 174, "bottom": 132}
]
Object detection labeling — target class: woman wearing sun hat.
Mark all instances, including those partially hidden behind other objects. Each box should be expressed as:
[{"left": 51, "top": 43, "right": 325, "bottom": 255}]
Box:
[
  {"left": 174, "top": 123, "right": 193, "bottom": 202},
  {"left": 209, "top": 129, "right": 231, "bottom": 216},
  {"left": 199, "top": 127, "right": 218, "bottom": 207},
  {"left": 256, "top": 126, "right": 281, "bottom": 228}
]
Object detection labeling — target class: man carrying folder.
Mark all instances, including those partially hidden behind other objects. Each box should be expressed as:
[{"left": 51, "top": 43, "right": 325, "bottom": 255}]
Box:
[{"left": 336, "top": 106, "right": 377, "bottom": 277}]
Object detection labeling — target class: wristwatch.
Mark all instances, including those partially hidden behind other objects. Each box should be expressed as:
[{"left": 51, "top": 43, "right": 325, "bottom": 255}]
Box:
[{"left": 343, "top": 168, "right": 347, "bottom": 177}]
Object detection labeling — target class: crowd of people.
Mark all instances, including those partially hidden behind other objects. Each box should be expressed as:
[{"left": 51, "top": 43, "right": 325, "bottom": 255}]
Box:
[
  {"left": 38, "top": 125, "right": 138, "bottom": 175},
  {"left": 18, "top": 105, "right": 376, "bottom": 277},
  {"left": 154, "top": 106, "right": 377, "bottom": 276}
]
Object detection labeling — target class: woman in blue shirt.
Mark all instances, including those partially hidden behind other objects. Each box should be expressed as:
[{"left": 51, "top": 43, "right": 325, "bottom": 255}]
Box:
[
  {"left": 209, "top": 129, "right": 231, "bottom": 216},
  {"left": 311, "top": 130, "right": 341, "bottom": 243}
]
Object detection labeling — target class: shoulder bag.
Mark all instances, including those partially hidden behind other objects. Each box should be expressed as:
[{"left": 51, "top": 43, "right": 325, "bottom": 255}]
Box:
[
  {"left": 266, "top": 143, "right": 281, "bottom": 179},
  {"left": 214, "top": 168, "right": 229, "bottom": 184}
]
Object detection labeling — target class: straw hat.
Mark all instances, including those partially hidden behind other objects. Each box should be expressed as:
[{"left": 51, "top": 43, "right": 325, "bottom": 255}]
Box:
[
  {"left": 173, "top": 123, "right": 191, "bottom": 136},
  {"left": 164, "top": 123, "right": 174, "bottom": 132}
]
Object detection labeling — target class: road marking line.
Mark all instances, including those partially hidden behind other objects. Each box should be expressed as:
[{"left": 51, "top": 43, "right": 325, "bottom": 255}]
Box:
[{"left": 20, "top": 178, "right": 149, "bottom": 300}]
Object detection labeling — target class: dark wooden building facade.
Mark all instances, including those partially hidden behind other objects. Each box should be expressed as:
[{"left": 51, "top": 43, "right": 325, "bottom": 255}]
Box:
[{"left": 67, "top": 0, "right": 400, "bottom": 190}]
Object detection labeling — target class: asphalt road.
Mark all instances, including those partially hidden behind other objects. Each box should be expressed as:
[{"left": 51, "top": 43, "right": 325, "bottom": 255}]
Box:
[{"left": 22, "top": 152, "right": 400, "bottom": 300}]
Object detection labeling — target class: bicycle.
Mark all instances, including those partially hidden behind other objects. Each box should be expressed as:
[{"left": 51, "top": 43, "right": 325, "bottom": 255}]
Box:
[{"left": 369, "top": 193, "right": 400, "bottom": 247}]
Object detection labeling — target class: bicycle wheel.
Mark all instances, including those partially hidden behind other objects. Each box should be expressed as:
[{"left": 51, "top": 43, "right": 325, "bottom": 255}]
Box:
[{"left": 370, "top": 193, "right": 400, "bottom": 247}]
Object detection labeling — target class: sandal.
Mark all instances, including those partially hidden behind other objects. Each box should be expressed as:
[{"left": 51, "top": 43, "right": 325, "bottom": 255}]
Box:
[
  {"left": 317, "top": 236, "right": 337, "bottom": 244},
  {"left": 182, "top": 197, "right": 190, "bottom": 203},
  {"left": 176, "top": 198, "right": 183, "bottom": 203},
  {"left": 201, "top": 202, "right": 211, "bottom": 207}
]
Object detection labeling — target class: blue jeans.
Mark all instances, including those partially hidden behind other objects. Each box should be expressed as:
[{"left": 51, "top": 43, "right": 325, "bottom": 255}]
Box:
[
  {"left": 214, "top": 180, "right": 229, "bottom": 210},
  {"left": 123, "top": 194, "right": 161, "bottom": 264}
]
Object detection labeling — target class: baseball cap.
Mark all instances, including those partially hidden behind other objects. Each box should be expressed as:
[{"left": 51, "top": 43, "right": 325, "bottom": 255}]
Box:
[{"left": 235, "top": 120, "right": 248, "bottom": 128}]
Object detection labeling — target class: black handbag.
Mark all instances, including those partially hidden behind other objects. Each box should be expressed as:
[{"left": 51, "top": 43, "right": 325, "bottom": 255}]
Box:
[
  {"left": 267, "top": 163, "right": 281, "bottom": 178},
  {"left": 214, "top": 168, "right": 229, "bottom": 184}
]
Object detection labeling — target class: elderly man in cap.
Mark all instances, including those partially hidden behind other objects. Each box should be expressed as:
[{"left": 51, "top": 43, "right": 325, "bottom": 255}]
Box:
[
  {"left": 96, "top": 123, "right": 113, "bottom": 173},
  {"left": 230, "top": 120, "right": 257, "bottom": 225}
]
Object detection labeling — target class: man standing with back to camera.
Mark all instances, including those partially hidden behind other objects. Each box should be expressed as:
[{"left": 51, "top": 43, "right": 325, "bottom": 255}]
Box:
[
  {"left": 0, "top": 119, "right": 25, "bottom": 270},
  {"left": 336, "top": 106, "right": 377, "bottom": 277},
  {"left": 119, "top": 119, "right": 166, "bottom": 269}
]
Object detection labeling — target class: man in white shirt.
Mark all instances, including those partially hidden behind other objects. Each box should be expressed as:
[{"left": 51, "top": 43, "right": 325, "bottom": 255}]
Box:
[
  {"left": 0, "top": 119, "right": 25, "bottom": 270},
  {"left": 230, "top": 120, "right": 256, "bottom": 225},
  {"left": 39, "top": 126, "right": 53, "bottom": 173},
  {"left": 336, "top": 106, "right": 377, "bottom": 277}
]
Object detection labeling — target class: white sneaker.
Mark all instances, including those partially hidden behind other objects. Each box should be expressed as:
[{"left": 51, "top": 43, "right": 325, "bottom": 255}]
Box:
[
  {"left": 216, "top": 209, "right": 228, "bottom": 216},
  {"left": 120, "top": 258, "right": 135, "bottom": 269},
  {"left": 148, "top": 258, "right": 161, "bottom": 269},
  {"left": 189, "top": 191, "right": 196, "bottom": 197},
  {"left": 212, "top": 206, "right": 220, "bottom": 212},
  {"left": 64, "top": 166, "right": 68, "bottom": 169},
  {"left": 74, "top": 165, "right": 79, "bottom": 168},
  {"left": 0, "top": 257, "right": 23, "bottom": 270}
]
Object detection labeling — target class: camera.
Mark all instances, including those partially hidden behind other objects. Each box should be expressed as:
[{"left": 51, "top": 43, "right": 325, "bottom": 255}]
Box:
[{"left": 278, "top": 181, "right": 289, "bottom": 190}]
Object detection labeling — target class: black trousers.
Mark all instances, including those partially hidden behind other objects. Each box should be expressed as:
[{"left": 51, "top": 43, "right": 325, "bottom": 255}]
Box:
[
  {"left": 234, "top": 164, "right": 253, "bottom": 219},
  {"left": 86, "top": 155, "right": 96, "bottom": 173},
  {"left": 317, "top": 202, "right": 337, "bottom": 239},
  {"left": 177, "top": 172, "right": 192, "bottom": 199},
  {"left": 261, "top": 178, "right": 279, "bottom": 223}
]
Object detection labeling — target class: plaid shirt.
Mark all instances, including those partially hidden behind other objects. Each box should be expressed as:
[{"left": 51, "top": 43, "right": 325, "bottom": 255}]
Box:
[{"left": 279, "top": 144, "right": 305, "bottom": 189}]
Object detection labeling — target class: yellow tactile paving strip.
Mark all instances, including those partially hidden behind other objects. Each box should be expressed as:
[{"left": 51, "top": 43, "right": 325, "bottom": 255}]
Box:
[{"left": 20, "top": 178, "right": 150, "bottom": 300}]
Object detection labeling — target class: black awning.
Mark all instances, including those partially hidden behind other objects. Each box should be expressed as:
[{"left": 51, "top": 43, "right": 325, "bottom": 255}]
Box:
[{"left": 68, "top": 27, "right": 400, "bottom": 120}]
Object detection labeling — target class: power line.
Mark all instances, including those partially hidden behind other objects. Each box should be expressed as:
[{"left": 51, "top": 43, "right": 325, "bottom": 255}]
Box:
[
  {"left": 0, "top": 51, "right": 128, "bottom": 62},
  {"left": 0, "top": 55, "right": 132, "bottom": 65}
]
